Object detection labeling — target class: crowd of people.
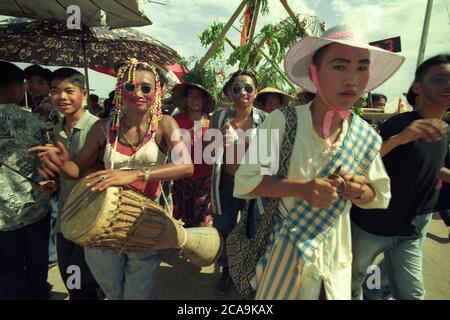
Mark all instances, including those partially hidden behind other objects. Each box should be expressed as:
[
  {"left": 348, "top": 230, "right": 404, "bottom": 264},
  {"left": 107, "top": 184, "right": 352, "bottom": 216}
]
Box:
[{"left": 0, "top": 24, "right": 449, "bottom": 300}]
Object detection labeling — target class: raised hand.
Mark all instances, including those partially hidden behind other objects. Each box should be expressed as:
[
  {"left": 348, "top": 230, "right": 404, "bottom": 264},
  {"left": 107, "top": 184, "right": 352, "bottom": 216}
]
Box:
[
  {"left": 201, "top": 118, "right": 210, "bottom": 129},
  {"left": 29, "top": 141, "right": 69, "bottom": 175},
  {"left": 396, "top": 118, "right": 448, "bottom": 144}
]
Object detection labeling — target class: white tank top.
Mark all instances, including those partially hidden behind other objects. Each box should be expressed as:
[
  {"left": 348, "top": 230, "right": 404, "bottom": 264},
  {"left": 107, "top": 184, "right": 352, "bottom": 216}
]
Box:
[{"left": 103, "top": 119, "right": 168, "bottom": 170}]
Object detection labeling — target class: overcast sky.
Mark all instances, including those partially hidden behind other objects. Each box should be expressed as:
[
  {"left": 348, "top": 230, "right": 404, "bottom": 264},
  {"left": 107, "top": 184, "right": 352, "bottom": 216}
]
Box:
[{"left": 8, "top": 0, "right": 450, "bottom": 109}]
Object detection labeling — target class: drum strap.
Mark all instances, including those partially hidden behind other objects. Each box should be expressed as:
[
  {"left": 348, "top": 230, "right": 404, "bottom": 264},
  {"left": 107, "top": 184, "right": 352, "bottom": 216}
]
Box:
[{"left": 159, "top": 185, "right": 173, "bottom": 216}]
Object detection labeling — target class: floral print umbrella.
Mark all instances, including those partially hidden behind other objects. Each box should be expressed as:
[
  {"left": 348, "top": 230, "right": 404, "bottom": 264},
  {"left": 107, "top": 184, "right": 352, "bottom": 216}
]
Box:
[{"left": 0, "top": 18, "right": 179, "bottom": 68}]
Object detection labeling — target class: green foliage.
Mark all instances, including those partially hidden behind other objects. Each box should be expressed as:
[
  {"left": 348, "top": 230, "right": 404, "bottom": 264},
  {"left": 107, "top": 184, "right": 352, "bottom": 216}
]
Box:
[
  {"left": 179, "top": 57, "right": 227, "bottom": 106},
  {"left": 198, "top": 22, "right": 225, "bottom": 60},
  {"left": 352, "top": 97, "right": 368, "bottom": 116},
  {"left": 259, "top": 0, "right": 269, "bottom": 15},
  {"left": 181, "top": 4, "right": 326, "bottom": 106}
]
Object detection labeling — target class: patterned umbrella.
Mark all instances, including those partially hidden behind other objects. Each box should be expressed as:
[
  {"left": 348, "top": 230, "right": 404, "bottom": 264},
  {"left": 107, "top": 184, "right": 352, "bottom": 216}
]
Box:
[{"left": 0, "top": 18, "right": 180, "bottom": 68}]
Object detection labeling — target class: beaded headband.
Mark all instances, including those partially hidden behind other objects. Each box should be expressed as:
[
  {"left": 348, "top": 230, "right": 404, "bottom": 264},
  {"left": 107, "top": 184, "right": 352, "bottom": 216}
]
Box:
[{"left": 111, "top": 58, "right": 162, "bottom": 132}]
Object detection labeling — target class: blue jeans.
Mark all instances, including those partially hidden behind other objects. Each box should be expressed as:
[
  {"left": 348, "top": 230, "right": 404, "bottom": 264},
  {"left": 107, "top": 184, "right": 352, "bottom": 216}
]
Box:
[
  {"left": 213, "top": 177, "right": 246, "bottom": 267},
  {"left": 351, "top": 214, "right": 433, "bottom": 300},
  {"left": 48, "top": 196, "right": 58, "bottom": 266},
  {"left": 0, "top": 214, "right": 50, "bottom": 299},
  {"left": 84, "top": 247, "right": 160, "bottom": 300}
]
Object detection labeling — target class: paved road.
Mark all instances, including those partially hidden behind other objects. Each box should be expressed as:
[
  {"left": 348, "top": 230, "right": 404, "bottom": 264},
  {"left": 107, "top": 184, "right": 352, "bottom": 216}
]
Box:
[{"left": 48, "top": 213, "right": 449, "bottom": 300}]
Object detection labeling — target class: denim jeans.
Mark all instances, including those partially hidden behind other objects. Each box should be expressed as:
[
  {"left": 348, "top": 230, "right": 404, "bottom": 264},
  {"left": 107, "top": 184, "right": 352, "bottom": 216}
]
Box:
[
  {"left": 48, "top": 195, "right": 58, "bottom": 266},
  {"left": 351, "top": 214, "right": 433, "bottom": 300},
  {"left": 84, "top": 247, "right": 160, "bottom": 300},
  {"left": 213, "top": 178, "right": 246, "bottom": 267},
  {"left": 0, "top": 214, "right": 50, "bottom": 299}
]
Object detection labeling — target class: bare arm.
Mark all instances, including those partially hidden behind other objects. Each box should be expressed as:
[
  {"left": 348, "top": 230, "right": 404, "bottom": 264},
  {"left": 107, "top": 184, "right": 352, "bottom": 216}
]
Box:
[
  {"left": 249, "top": 176, "right": 339, "bottom": 209},
  {"left": 437, "top": 167, "right": 450, "bottom": 184},
  {"left": 380, "top": 134, "right": 404, "bottom": 157},
  {"left": 147, "top": 115, "right": 194, "bottom": 181},
  {"left": 29, "top": 119, "right": 105, "bottom": 180},
  {"left": 53, "top": 120, "right": 105, "bottom": 179},
  {"left": 381, "top": 118, "right": 448, "bottom": 157},
  {"left": 85, "top": 116, "right": 194, "bottom": 191}
]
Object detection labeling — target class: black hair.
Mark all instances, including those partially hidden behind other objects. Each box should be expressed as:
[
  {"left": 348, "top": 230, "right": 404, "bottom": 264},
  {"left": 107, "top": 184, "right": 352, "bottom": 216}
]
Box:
[
  {"left": 24, "top": 65, "right": 52, "bottom": 85},
  {"left": 50, "top": 68, "right": 85, "bottom": 89},
  {"left": 371, "top": 93, "right": 387, "bottom": 104},
  {"left": 405, "top": 85, "right": 417, "bottom": 106},
  {"left": 108, "top": 90, "right": 116, "bottom": 100},
  {"left": 414, "top": 54, "right": 450, "bottom": 83},
  {"left": 90, "top": 94, "right": 99, "bottom": 102},
  {"left": 312, "top": 44, "right": 333, "bottom": 68},
  {"left": 0, "top": 61, "right": 24, "bottom": 88},
  {"left": 296, "top": 91, "right": 316, "bottom": 104},
  {"left": 223, "top": 69, "right": 258, "bottom": 96}
]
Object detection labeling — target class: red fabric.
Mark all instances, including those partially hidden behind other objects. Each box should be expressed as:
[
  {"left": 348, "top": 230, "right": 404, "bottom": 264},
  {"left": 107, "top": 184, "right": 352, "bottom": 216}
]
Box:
[
  {"left": 173, "top": 112, "right": 212, "bottom": 180},
  {"left": 166, "top": 64, "right": 189, "bottom": 83},
  {"left": 109, "top": 130, "right": 160, "bottom": 197},
  {"left": 95, "top": 65, "right": 189, "bottom": 83},
  {"left": 240, "top": 4, "right": 253, "bottom": 46},
  {"left": 93, "top": 68, "right": 116, "bottom": 77}
]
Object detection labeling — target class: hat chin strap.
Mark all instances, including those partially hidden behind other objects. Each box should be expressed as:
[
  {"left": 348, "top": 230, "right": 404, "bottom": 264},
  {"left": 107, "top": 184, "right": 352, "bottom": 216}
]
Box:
[{"left": 310, "top": 63, "right": 351, "bottom": 143}]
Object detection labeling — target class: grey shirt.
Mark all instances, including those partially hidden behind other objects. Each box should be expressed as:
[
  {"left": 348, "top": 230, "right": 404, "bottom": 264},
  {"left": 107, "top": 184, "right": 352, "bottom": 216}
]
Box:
[{"left": 53, "top": 111, "right": 98, "bottom": 231}]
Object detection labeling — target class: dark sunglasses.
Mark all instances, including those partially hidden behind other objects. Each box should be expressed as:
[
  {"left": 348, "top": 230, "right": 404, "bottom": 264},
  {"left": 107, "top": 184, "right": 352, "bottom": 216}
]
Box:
[
  {"left": 231, "top": 84, "right": 254, "bottom": 94},
  {"left": 124, "top": 82, "right": 152, "bottom": 94}
]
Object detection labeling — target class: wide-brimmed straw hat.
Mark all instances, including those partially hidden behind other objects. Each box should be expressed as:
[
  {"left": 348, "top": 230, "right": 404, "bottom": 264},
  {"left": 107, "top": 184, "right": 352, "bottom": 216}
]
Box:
[
  {"left": 172, "top": 83, "right": 215, "bottom": 114},
  {"left": 254, "top": 87, "right": 292, "bottom": 108},
  {"left": 284, "top": 25, "right": 405, "bottom": 94}
]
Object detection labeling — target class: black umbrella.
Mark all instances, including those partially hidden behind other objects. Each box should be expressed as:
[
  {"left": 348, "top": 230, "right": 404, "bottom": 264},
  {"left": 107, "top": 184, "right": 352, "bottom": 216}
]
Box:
[
  {"left": 0, "top": 18, "right": 180, "bottom": 99},
  {"left": 0, "top": 18, "right": 179, "bottom": 68}
]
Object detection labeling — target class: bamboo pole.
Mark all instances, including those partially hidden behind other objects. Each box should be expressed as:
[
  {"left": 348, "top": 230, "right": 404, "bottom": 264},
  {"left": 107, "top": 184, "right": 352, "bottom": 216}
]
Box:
[
  {"left": 244, "top": 1, "right": 262, "bottom": 69},
  {"left": 257, "top": 48, "right": 297, "bottom": 91},
  {"left": 229, "top": 25, "right": 296, "bottom": 90},
  {"left": 416, "top": 0, "right": 433, "bottom": 68},
  {"left": 81, "top": 36, "right": 91, "bottom": 110},
  {"left": 279, "top": 0, "right": 309, "bottom": 36},
  {"left": 197, "top": 0, "right": 248, "bottom": 68},
  {"left": 225, "top": 37, "right": 237, "bottom": 50},
  {"left": 247, "top": 0, "right": 261, "bottom": 47}
]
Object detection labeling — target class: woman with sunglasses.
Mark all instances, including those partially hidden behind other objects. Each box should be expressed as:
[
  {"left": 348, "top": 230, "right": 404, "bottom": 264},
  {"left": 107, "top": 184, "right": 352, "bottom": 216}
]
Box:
[
  {"left": 34, "top": 59, "right": 193, "bottom": 300},
  {"left": 209, "top": 69, "right": 267, "bottom": 298}
]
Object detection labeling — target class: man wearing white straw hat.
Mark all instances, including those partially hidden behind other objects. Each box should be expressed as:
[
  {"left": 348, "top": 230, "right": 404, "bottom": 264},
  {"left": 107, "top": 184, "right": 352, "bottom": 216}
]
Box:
[{"left": 233, "top": 25, "right": 404, "bottom": 299}]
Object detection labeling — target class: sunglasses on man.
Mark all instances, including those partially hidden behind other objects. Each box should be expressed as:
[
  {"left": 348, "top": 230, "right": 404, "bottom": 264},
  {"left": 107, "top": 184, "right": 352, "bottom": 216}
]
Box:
[
  {"left": 231, "top": 84, "right": 254, "bottom": 94},
  {"left": 124, "top": 82, "right": 153, "bottom": 94}
]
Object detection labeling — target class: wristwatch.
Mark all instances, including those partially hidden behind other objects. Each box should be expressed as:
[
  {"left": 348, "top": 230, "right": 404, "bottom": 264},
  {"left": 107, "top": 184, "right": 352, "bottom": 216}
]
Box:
[{"left": 141, "top": 168, "right": 151, "bottom": 182}]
